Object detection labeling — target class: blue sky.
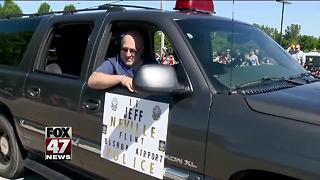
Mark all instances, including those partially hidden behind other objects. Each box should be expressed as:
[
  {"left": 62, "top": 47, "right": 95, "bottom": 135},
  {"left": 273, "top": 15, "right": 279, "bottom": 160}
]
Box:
[{"left": 2, "top": 1, "right": 320, "bottom": 37}]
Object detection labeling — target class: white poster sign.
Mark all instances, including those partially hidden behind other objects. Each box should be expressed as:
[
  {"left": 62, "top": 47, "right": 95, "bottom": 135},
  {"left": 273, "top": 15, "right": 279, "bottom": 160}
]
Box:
[{"left": 100, "top": 93, "right": 169, "bottom": 179}]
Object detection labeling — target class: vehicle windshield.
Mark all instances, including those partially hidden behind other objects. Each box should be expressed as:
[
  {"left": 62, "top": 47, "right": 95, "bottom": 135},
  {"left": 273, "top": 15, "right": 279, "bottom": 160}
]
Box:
[{"left": 175, "top": 18, "right": 306, "bottom": 91}]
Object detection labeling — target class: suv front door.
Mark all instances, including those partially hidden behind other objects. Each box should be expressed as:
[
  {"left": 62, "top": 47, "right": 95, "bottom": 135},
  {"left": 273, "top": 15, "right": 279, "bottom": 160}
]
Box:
[{"left": 79, "top": 16, "right": 212, "bottom": 179}]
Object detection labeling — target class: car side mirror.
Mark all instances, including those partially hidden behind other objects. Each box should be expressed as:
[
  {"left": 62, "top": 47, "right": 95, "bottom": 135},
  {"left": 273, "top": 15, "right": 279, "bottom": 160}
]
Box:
[{"left": 133, "top": 64, "right": 192, "bottom": 95}]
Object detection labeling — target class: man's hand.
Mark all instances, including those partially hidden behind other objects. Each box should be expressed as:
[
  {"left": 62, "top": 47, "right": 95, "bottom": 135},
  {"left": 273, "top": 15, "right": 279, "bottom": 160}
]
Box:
[
  {"left": 88, "top": 73, "right": 135, "bottom": 92},
  {"left": 120, "top": 76, "right": 134, "bottom": 92}
]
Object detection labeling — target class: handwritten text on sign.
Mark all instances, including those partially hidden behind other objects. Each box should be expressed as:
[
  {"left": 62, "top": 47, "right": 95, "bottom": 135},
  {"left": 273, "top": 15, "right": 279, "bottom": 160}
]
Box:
[{"left": 100, "top": 93, "right": 169, "bottom": 179}]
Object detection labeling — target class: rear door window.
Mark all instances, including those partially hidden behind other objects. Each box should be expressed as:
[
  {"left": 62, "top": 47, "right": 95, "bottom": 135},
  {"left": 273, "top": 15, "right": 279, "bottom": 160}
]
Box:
[
  {"left": 0, "top": 18, "right": 40, "bottom": 67},
  {"left": 36, "top": 23, "right": 94, "bottom": 77}
]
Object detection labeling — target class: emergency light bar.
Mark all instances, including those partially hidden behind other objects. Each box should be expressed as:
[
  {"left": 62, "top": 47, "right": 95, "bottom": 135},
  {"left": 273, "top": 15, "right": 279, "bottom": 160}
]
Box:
[{"left": 175, "top": 0, "right": 214, "bottom": 13}]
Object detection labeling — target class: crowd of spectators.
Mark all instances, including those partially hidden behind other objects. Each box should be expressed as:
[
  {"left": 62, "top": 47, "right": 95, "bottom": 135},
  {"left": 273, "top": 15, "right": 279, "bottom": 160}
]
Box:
[
  {"left": 212, "top": 43, "right": 318, "bottom": 71},
  {"left": 156, "top": 47, "right": 178, "bottom": 65},
  {"left": 213, "top": 48, "right": 272, "bottom": 67}
]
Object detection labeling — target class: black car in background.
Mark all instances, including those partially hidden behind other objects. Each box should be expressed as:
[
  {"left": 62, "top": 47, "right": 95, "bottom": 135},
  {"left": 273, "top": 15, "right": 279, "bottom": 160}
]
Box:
[{"left": 305, "top": 51, "right": 320, "bottom": 76}]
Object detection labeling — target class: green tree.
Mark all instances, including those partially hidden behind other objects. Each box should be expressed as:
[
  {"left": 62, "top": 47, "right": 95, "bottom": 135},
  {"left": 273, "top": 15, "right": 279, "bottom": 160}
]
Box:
[
  {"left": 1, "top": 0, "right": 22, "bottom": 16},
  {"left": 154, "top": 31, "right": 173, "bottom": 54},
  {"left": 274, "top": 32, "right": 282, "bottom": 44},
  {"left": 37, "top": 2, "right": 51, "bottom": 14},
  {"left": 0, "top": 5, "right": 3, "bottom": 16},
  {"left": 64, "top": 4, "right": 76, "bottom": 12},
  {"left": 283, "top": 24, "right": 301, "bottom": 47},
  {"left": 253, "top": 23, "right": 278, "bottom": 39},
  {"left": 253, "top": 23, "right": 282, "bottom": 44},
  {"left": 299, "top": 35, "right": 319, "bottom": 52}
]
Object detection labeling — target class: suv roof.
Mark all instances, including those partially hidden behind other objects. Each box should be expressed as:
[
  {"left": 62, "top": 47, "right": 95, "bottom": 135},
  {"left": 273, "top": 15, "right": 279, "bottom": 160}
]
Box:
[{"left": 0, "top": 3, "right": 248, "bottom": 25}]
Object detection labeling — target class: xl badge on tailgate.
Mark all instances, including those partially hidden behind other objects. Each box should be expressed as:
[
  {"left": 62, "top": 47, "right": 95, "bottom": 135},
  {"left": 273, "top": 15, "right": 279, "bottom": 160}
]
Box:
[{"left": 100, "top": 93, "right": 169, "bottom": 179}]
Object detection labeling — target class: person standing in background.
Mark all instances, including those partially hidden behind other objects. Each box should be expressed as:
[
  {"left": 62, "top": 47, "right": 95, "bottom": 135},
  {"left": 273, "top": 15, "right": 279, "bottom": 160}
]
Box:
[
  {"left": 292, "top": 44, "right": 306, "bottom": 67},
  {"left": 287, "top": 44, "right": 296, "bottom": 55}
]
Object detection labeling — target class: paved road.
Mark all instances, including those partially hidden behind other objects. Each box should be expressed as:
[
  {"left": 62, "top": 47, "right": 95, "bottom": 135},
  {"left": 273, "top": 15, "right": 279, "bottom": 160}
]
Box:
[{"left": 0, "top": 169, "right": 46, "bottom": 180}]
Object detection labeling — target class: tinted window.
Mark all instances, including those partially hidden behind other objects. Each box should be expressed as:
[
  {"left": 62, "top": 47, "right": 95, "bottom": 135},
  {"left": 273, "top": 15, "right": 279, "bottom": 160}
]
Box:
[
  {"left": 38, "top": 23, "right": 94, "bottom": 77},
  {"left": 305, "top": 55, "right": 320, "bottom": 74},
  {"left": 306, "top": 56, "right": 320, "bottom": 67},
  {"left": 0, "top": 18, "right": 40, "bottom": 66}
]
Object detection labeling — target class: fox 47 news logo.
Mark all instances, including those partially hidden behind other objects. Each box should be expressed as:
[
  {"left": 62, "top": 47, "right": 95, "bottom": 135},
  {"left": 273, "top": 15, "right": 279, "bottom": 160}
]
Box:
[{"left": 45, "top": 127, "right": 72, "bottom": 160}]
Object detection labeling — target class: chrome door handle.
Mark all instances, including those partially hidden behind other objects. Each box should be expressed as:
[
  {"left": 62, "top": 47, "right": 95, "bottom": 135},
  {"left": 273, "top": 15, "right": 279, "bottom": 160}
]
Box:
[
  {"left": 82, "top": 99, "right": 101, "bottom": 111},
  {"left": 27, "top": 87, "right": 40, "bottom": 97}
]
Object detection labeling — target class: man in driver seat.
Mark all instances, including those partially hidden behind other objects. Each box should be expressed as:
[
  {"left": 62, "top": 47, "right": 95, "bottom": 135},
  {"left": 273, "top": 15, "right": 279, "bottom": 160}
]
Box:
[{"left": 88, "top": 31, "right": 144, "bottom": 92}]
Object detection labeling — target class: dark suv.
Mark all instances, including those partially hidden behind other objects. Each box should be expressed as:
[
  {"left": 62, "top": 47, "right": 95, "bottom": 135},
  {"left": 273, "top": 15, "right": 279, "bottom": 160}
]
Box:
[{"left": 0, "top": 2, "right": 319, "bottom": 180}]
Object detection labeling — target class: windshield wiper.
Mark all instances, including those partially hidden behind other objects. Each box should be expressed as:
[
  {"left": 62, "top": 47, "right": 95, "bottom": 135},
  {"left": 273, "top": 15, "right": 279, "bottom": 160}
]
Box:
[
  {"left": 235, "top": 77, "right": 283, "bottom": 89},
  {"left": 288, "top": 72, "right": 320, "bottom": 83},
  {"left": 288, "top": 72, "right": 311, "bottom": 80}
]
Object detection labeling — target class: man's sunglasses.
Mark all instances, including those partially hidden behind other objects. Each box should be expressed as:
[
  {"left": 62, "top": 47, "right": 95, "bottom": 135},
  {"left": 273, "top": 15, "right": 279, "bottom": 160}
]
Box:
[{"left": 121, "top": 47, "right": 137, "bottom": 54}]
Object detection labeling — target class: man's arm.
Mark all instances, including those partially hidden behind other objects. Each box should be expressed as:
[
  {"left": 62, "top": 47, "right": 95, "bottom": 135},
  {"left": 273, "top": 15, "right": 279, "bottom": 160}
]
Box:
[
  {"left": 88, "top": 72, "right": 134, "bottom": 92},
  {"left": 301, "top": 52, "right": 306, "bottom": 67},
  {"left": 286, "top": 47, "right": 291, "bottom": 52}
]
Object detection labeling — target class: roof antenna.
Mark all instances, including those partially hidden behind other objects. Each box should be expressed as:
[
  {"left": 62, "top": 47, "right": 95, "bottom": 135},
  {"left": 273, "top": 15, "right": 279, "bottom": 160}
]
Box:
[
  {"left": 82, "top": 0, "right": 122, "bottom": 9},
  {"left": 232, "top": 0, "right": 235, "bottom": 21},
  {"left": 229, "top": 0, "right": 235, "bottom": 94}
]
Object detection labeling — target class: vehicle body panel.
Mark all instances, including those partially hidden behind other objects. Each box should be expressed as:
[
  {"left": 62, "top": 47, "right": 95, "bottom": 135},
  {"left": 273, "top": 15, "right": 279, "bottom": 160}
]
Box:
[
  {"left": 206, "top": 93, "right": 320, "bottom": 180},
  {"left": 0, "top": 8, "right": 319, "bottom": 180}
]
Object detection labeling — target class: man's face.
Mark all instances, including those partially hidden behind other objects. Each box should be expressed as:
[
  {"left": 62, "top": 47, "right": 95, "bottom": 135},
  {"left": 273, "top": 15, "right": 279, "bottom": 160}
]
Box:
[{"left": 120, "top": 34, "right": 142, "bottom": 66}]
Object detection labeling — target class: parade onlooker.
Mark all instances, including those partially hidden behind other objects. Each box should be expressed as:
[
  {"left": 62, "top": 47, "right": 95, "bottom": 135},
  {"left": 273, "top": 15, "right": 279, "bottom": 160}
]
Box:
[
  {"left": 240, "top": 53, "right": 251, "bottom": 67},
  {"left": 287, "top": 44, "right": 296, "bottom": 55},
  {"left": 254, "top": 48, "right": 261, "bottom": 61},
  {"left": 161, "top": 47, "right": 169, "bottom": 64},
  {"left": 155, "top": 52, "right": 161, "bottom": 63},
  {"left": 292, "top": 44, "right": 306, "bottom": 67},
  {"left": 249, "top": 50, "right": 260, "bottom": 66}
]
